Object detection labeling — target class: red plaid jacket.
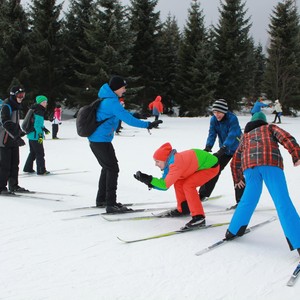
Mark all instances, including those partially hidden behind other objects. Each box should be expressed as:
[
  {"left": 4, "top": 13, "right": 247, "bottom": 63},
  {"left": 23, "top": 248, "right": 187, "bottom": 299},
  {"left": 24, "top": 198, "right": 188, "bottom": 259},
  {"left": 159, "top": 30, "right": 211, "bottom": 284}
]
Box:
[{"left": 231, "top": 124, "right": 300, "bottom": 183}]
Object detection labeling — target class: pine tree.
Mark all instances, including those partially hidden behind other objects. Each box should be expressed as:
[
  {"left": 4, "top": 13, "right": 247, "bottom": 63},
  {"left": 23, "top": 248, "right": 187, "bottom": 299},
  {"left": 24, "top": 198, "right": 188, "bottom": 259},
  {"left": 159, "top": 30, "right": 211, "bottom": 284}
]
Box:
[
  {"left": 264, "top": 0, "right": 300, "bottom": 110},
  {"left": 61, "top": 0, "right": 97, "bottom": 106},
  {"left": 213, "top": 0, "right": 254, "bottom": 110},
  {"left": 27, "top": 0, "right": 64, "bottom": 109},
  {"left": 177, "top": 0, "right": 217, "bottom": 116},
  {"left": 156, "top": 14, "right": 180, "bottom": 114},
  {"left": 128, "top": 0, "right": 162, "bottom": 109},
  {"left": 0, "top": 0, "right": 30, "bottom": 97}
]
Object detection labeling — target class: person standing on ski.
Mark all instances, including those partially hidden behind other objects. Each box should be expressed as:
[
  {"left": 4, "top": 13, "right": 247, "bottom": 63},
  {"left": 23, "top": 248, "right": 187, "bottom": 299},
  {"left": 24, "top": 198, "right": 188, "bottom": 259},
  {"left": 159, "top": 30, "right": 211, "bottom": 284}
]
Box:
[
  {"left": 226, "top": 112, "right": 300, "bottom": 256},
  {"left": 23, "top": 95, "right": 50, "bottom": 175},
  {"left": 0, "top": 86, "right": 27, "bottom": 194},
  {"left": 52, "top": 104, "right": 62, "bottom": 139},
  {"left": 272, "top": 99, "right": 283, "bottom": 124},
  {"left": 89, "top": 75, "right": 162, "bottom": 214},
  {"left": 134, "top": 142, "right": 220, "bottom": 229},
  {"left": 200, "top": 99, "right": 244, "bottom": 208}
]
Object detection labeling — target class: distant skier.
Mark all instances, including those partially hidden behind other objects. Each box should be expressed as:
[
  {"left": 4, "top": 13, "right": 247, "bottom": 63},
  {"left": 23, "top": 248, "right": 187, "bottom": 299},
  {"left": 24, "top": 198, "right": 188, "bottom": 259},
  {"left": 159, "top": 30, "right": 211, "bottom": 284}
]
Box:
[
  {"left": 272, "top": 99, "right": 282, "bottom": 124},
  {"left": 226, "top": 112, "right": 300, "bottom": 257},
  {"left": 250, "top": 97, "right": 270, "bottom": 115},
  {"left": 148, "top": 95, "right": 163, "bottom": 127}
]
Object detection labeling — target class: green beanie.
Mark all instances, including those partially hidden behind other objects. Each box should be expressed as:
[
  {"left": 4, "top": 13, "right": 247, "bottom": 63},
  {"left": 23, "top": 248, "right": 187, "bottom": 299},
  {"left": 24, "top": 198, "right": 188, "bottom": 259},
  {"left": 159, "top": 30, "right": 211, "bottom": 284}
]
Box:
[
  {"left": 36, "top": 95, "right": 48, "bottom": 104},
  {"left": 251, "top": 112, "right": 267, "bottom": 122}
]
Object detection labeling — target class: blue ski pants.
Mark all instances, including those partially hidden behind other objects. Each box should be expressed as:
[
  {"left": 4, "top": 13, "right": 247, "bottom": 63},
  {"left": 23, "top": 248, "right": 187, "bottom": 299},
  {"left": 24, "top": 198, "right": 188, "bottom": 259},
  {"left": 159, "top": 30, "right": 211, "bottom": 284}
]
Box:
[{"left": 228, "top": 166, "right": 300, "bottom": 251}]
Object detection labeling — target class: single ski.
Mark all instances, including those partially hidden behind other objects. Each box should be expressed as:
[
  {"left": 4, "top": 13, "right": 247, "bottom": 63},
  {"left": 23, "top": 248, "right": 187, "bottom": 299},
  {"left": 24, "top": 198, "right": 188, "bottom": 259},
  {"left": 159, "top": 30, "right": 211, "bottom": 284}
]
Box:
[
  {"left": 1, "top": 193, "right": 63, "bottom": 202},
  {"left": 194, "top": 216, "right": 277, "bottom": 256},
  {"left": 102, "top": 207, "right": 276, "bottom": 222},
  {"left": 61, "top": 207, "right": 170, "bottom": 221},
  {"left": 287, "top": 262, "right": 300, "bottom": 287},
  {"left": 117, "top": 222, "right": 230, "bottom": 243},
  {"left": 202, "top": 195, "right": 222, "bottom": 202},
  {"left": 15, "top": 190, "right": 77, "bottom": 197},
  {"left": 53, "top": 201, "right": 175, "bottom": 212}
]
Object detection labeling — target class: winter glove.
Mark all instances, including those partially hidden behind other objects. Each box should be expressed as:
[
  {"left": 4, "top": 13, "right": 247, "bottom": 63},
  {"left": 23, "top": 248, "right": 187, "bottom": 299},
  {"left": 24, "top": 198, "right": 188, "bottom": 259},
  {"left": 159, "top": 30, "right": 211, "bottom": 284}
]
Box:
[
  {"left": 15, "top": 137, "right": 25, "bottom": 147},
  {"left": 213, "top": 146, "right": 226, "bottom": 158},
  {"left": 43, "top": 127, "right": 50, "bottom": 135},
  {"left": 134, "top": 171, "right": 153, "bottom": 187},
  {"left": 203, "top": 146, "right": 212, "bottom": 152},
  {"left": 20, "top": 131, "right": 26, "bottom": 137},
  {"left": 147, "top": 120, "right": 163, "bottom": 129},
  {"left": 37, "top": 134, "right": 43, "bottom": 144}
]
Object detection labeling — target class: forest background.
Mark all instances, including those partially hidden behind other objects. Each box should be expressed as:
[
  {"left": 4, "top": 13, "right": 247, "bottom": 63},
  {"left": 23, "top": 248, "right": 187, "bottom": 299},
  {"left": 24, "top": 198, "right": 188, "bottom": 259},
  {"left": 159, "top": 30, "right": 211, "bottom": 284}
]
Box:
[{"left": 1, "top": 0, "right": 300, "bottom": 117}]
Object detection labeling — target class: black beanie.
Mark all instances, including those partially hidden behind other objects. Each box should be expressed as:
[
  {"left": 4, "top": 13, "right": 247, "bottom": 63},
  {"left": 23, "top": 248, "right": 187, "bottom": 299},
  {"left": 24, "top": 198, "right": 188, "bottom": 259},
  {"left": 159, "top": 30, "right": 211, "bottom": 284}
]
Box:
[
  {"left": 212, "top": 99, "right": 228, "bottom": 114},
  {"left": 109, "top": 76, "right": 127, "bottom": 91}
]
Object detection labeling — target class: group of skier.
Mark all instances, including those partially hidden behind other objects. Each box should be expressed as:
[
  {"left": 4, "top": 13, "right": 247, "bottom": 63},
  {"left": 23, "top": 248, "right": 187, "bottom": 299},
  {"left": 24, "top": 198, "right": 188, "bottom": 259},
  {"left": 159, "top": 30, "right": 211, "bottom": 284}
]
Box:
[{"left": 1, "top": 76, "right": 300, "bottom": 258}]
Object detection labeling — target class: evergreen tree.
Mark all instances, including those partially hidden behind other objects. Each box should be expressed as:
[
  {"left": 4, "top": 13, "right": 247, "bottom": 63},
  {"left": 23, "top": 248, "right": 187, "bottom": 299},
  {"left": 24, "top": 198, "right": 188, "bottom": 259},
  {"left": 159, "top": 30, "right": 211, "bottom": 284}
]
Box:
[
  {"left": 128, "top": 0, "right": 162, "bottom": 110},
  {"left": 27, "top": 0, "right": 64, "bottom": 109},
  {"left": 177, "top": 0, "right": 217, "bottom": 116},
  {"left": 264, "top": 0, "right": 300, "bottom": 110},
  {"left": 61, "top": 0, "right": 97, "bottom": 106},
  {"left": 0, "top": 0, "right": 31, "bottom": 98},
  {"left": 213, "top": 0, "right": 254, "bottom": 110},
  {"left": 157, "top": 14, "right": 180, "bottom": 114}
]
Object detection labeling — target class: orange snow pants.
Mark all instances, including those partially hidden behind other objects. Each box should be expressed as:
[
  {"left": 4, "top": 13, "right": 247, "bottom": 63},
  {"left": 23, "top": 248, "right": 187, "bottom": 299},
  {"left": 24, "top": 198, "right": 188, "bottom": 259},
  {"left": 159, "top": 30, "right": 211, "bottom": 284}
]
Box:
[{"left": 174, "top": 165, "right": 220, "bottom": 216}]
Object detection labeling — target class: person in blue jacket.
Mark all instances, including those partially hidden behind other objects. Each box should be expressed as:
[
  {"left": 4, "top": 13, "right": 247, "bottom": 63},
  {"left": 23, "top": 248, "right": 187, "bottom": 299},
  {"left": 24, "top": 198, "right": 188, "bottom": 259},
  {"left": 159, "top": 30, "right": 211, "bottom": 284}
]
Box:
[
  {"left": 89, "top": 75, "right": 162, "bottom": 213},
  {"left": 199, "top": 99, "right": 244, "bottom": 207},
  {"left": 250, "top": 97, "right": 270, "bottom": 115},
  {"left": 23, "top": 95, "right": 50, "bottom": 175}
]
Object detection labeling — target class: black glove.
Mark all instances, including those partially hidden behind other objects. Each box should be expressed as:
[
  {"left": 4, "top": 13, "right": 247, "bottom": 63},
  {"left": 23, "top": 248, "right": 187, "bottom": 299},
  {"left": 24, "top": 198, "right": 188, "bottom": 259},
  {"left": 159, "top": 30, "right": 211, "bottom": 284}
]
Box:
[
  {"left": 213, "top": 146, "right": 226, "bottom": 158},
  {"left": 148, "top": 120, "right": 163, "bottom": 129},
  {"left": 43, "top": 127, "right": 50, "bottom": 135},
  {"left": 204, "top": 146, "right": 212, "bottom": 152},
  {"left": 134, "top": 171, "right": 153, "bottom": 187},
  {"left": 20, "top": 131, "right": 26, "bottom": 137},
  {"left": 15, "top": 137, "right": 25, "bottom": 147}
]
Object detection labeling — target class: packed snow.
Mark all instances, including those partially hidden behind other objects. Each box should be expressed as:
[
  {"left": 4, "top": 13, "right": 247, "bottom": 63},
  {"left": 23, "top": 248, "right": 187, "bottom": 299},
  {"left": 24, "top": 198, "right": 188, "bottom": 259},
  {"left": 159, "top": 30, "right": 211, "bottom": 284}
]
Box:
[{"left": 1, "top": 109, "right": 300, "bottom": 299}]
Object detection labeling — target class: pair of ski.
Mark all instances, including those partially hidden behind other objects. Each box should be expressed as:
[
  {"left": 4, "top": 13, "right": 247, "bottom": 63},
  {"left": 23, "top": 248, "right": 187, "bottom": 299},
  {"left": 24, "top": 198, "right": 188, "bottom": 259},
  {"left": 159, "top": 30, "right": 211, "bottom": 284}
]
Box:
[
  {"left": 194, "top": 215, "right": 299, "bottom": 287},
  {"left": 19, "top": 168, "right": 89, "bottom": 178}
]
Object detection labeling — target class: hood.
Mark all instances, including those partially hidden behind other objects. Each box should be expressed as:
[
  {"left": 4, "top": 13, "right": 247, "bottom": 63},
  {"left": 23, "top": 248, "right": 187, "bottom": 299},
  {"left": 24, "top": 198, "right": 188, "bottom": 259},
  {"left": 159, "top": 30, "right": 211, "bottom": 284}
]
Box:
[{"left": 98, "top": 83, "right": 118, "bottom": 99}]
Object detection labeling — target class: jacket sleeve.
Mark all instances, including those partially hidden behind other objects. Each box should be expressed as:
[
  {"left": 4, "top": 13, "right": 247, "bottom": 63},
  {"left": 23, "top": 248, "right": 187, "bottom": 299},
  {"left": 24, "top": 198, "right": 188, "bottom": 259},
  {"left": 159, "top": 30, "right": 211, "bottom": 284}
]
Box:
[
  {"left": 1, "top": 105, "right": 20, "bottom": 139},
  {"left": 270, "top": 125, "right": 300, "bottom": 164},
  {"left": 205, "top": 117, "right": 217, "bottom": 148},
  {"left": 113, "top": 101, "right": 149, "bottom": 129},
  {"left": 230, "top": 140, "right": 244, "bottom": 183}
]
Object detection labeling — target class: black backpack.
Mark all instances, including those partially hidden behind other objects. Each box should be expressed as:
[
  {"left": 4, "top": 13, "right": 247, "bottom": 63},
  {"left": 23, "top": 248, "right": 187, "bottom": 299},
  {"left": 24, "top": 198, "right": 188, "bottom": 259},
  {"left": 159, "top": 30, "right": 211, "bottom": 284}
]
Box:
[
  {"left": 21, "top": 108, "right": 35, "bottom": 134},
  {"left": 76, "top": 98, "right": 110, "bottom": 137}
]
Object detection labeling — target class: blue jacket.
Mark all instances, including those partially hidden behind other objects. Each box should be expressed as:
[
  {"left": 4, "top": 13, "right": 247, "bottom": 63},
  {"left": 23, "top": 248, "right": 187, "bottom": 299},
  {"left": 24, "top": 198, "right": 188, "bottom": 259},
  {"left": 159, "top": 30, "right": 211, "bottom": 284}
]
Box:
[
  {"left": 88, "top": 83, "right": 150, "bottom": 142},
  {"left": 251, "top": 101, "right": 268, "bottom": 114},
  {"left": 206, "top": 112, "right": 242, "bottom": 155}
]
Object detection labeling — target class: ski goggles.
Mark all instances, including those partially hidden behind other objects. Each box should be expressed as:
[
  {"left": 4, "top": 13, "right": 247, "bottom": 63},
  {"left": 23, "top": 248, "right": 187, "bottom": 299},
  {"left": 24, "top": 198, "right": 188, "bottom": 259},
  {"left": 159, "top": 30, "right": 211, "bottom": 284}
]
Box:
[{"left": 16, "top": 92, "right": 25, "bottom": 99}]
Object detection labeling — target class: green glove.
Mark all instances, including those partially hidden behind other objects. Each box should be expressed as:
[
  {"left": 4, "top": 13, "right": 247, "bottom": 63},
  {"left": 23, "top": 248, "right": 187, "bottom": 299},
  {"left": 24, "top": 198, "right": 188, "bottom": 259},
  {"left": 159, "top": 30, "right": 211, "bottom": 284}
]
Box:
[
  {"left": 43, "top": 127, "right": 50, "bottom": 135},
  {"left": 38, "top": 134, "right": 43, "bottom": 144}
]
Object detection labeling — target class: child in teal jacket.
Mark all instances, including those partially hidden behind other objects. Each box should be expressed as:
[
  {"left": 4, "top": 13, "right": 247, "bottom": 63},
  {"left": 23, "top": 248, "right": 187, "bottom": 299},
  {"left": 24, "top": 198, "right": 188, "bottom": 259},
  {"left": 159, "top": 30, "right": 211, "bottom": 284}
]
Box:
[{"left": 23, "top": 96, "right": 50, "bottom": 175}]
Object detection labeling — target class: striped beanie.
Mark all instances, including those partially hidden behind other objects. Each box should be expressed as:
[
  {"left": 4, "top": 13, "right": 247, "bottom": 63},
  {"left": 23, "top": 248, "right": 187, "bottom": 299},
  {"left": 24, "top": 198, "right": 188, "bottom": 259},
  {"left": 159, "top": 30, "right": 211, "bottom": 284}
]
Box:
[{"left": 212, "top": 99, "right": 228, "bottom": 114}]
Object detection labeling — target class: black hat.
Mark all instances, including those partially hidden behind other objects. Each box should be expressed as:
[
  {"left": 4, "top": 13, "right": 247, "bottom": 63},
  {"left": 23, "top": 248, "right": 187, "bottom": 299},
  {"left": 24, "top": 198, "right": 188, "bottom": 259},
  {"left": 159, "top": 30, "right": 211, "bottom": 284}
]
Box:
[
  {"left": 212, "top": 99, "right": 228, "bottom": 114},
  {"left": 10, "top": 86, "right": 25, "bottom": 96},
  {"left": 109, "top": 76, "right": 127, "bottom": 91}
]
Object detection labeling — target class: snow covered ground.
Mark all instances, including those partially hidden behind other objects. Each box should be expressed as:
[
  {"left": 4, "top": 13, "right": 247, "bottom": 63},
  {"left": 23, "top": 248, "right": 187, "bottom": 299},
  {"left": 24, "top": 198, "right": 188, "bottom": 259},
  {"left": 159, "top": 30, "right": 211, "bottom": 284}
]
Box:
[{"left": 1, "top": 110, "right": 300, "bottom": 299}]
